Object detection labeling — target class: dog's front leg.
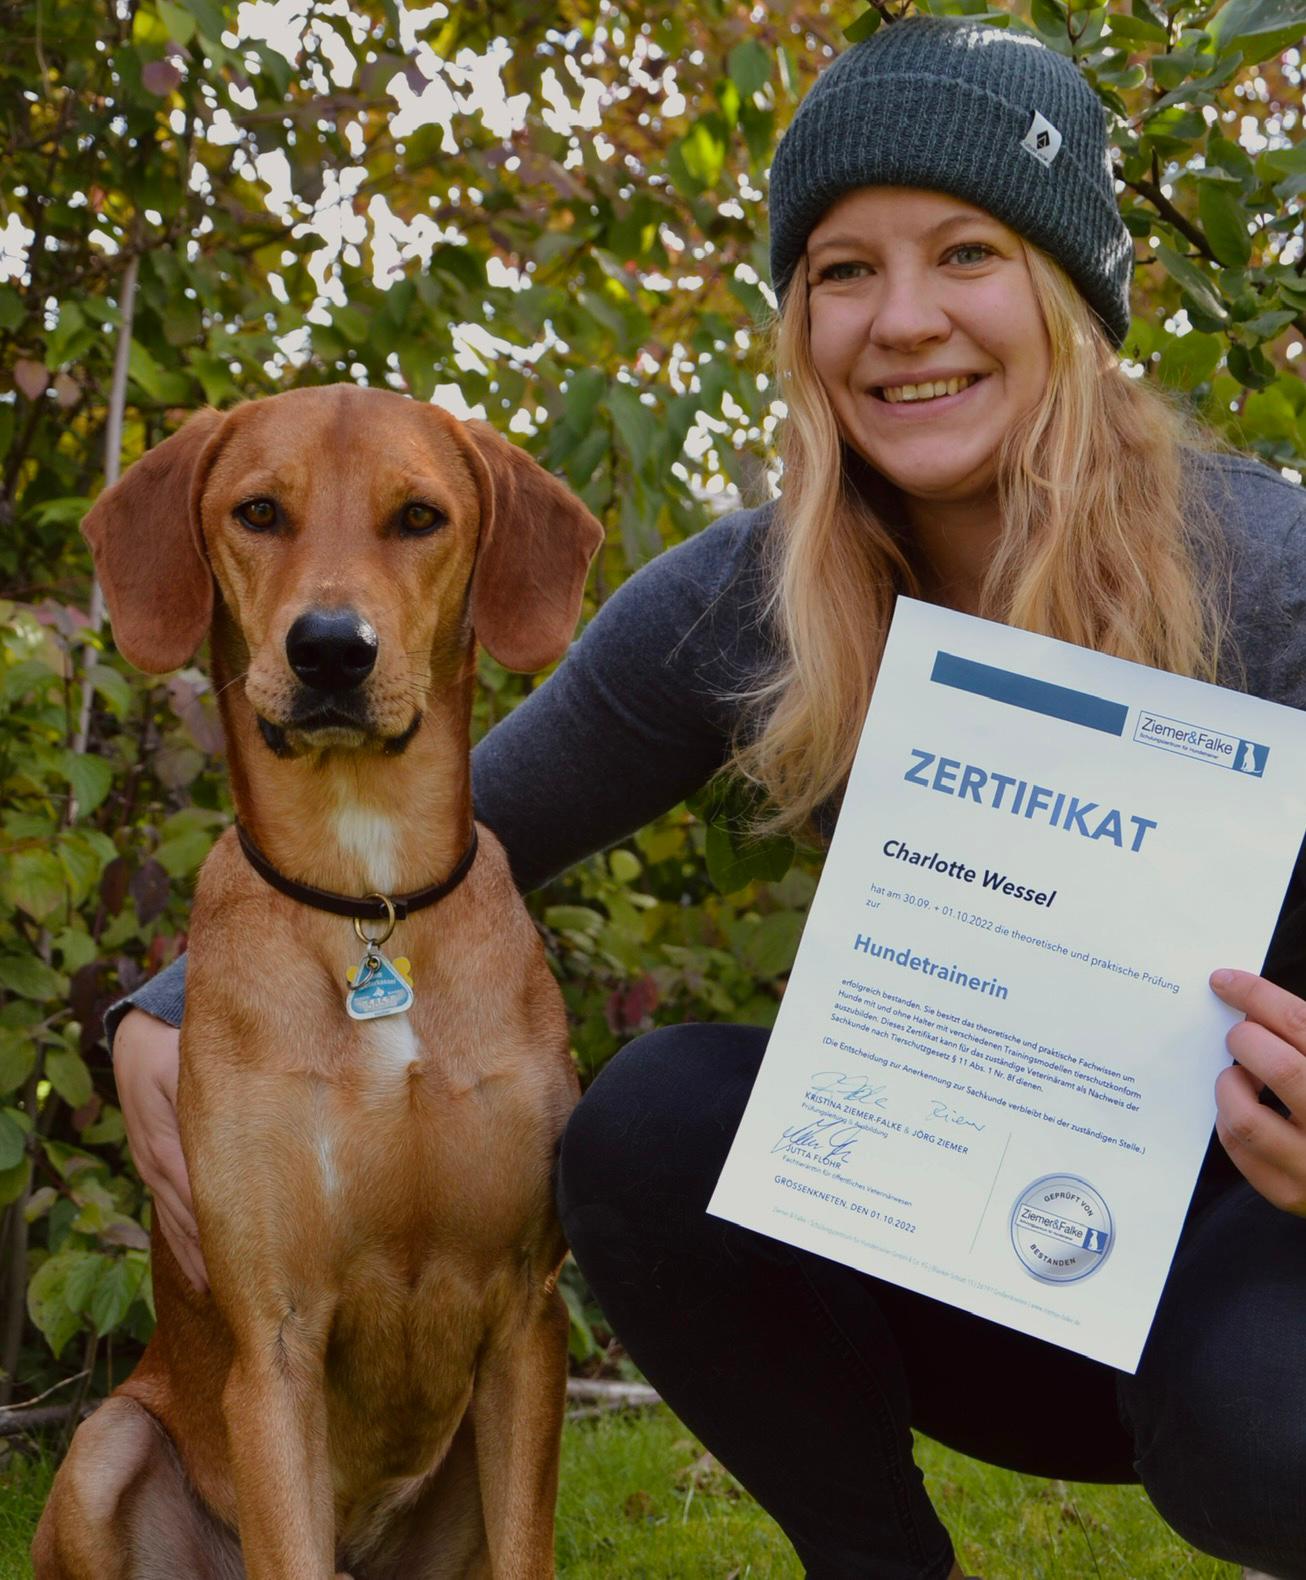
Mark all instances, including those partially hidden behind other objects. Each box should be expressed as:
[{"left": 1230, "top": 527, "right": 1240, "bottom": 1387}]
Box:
[
  {"left": 222, "top": 1324, "right": 336, "bottom": 1580},
  {"left": 471, "top": 1290, "right": 570, "bottom": 1579},
  {"left": 183, "top": 1058, "right": 340, "bottom": 1580}
]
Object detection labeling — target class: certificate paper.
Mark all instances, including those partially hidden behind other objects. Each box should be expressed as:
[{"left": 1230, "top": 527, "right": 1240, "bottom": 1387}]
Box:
[{"left": 709, "top": 599, "right": 1306, "bottom": 1372}]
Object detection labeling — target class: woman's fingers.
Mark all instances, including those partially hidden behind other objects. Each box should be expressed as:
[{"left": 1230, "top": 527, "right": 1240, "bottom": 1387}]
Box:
[
  {"left": 1210, "top": 969, "right": 1306, "bottom": 1116},
  {"left": 1214, "top": 1062, "right": 1306, "bottom": 1215},
  {"left": 1210, "top": 968, "right": 1306, "bottom": 1057},
  {"left": 152, "top": 1194, "right": 211, "bottom": 1295},
  {"left": 112, "top": 1009, "right": 210, "bottom": 1293}
]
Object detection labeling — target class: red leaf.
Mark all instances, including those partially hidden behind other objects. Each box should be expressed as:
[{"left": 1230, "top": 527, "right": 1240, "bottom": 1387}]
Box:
[
  {"left": 100, "top": 856, "right": 130, "bottom": 915},
  {"left": 165, "top": 674, "right": 225, "bottom": 754},
  {"left": 14, "top": 359, "right": 48, "bottom": 401},
  {"left": 130, "top": 860, "right": 170, "bottom": 925},
  {"left": 70, "top": 962, "right": 105, "bottom": 1025},
  {"left": 142, "top": 60, "right": 182, "bottom": 95},
  {"left": 72, "top": 1094, "right": 102, "bottom": 1132},
  {"left": 101, "top": 1219, "right": 150, "bottom": 1250},
  {"left": 604, "top": 974, "right": 660, "bottom": 1034}
]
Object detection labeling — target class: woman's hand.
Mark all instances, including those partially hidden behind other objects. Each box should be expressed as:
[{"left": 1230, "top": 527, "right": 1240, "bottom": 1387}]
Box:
[
  {"left": 1209, "top": 969, "right": 1306, "bottom": 1216},
  {"left": 112, "top": 1008, "right": 209, "bottom": 1292}
]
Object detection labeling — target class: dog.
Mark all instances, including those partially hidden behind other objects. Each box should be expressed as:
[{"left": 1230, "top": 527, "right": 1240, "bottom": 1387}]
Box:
[{"left": 34, "top": 384, "right": 604, "bottom": 1579}]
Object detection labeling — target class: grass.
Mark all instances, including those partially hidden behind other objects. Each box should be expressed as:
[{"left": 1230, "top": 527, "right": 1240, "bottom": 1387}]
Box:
[{"left": 0, "top": 1406, "right": 1241, "bottom": 1579}]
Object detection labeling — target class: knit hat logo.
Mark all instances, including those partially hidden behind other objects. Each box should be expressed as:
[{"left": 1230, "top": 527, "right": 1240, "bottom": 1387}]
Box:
[{"left": 1021, "top": 110, "right": 1063, "bottom": 167}]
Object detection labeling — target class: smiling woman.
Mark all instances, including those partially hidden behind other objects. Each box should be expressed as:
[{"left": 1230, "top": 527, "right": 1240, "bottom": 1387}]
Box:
[
  {"left": 804, "top": 194, "right": 1051, "bottom": 515},
  {"left": 103, "top": 15, "right": 1306, "bottom": 1580}
]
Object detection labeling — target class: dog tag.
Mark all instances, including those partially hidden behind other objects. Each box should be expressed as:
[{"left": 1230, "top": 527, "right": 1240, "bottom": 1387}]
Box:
[{"left": 345, "top": 948, "right": 415, "bottom": 1020}]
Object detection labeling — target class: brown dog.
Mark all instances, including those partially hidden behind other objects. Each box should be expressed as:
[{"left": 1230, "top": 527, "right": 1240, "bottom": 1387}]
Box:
[{"left": 34, "top": 385, "right": 603, "bottom": 1579}]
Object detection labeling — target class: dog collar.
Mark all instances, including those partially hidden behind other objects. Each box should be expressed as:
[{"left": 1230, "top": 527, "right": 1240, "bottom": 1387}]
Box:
[{"left": 233, "top": 820, "right": 479, "bottom": 922}]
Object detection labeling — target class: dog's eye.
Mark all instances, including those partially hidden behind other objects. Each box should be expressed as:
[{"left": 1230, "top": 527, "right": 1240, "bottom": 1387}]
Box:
[
  {"left": 236, "top": 499, "right": 278, "bottom": 532},
  {"left": 400, "top": 503, "right": 447, "bottom": 537}
]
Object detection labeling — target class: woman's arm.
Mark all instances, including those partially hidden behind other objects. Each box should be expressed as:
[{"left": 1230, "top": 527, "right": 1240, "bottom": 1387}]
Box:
[{"left": 1210, "top": 969, "right": 1306, "bottom": 1215}]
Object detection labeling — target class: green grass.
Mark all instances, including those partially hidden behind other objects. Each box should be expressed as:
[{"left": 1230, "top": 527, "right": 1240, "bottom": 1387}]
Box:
[{"left": 0, "top": 1407, "right": 1240, "bottom": 1578}]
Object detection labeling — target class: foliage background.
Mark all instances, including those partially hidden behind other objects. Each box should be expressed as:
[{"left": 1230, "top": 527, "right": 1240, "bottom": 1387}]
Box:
[{"left": 0, "top": 0, "right": 1302, "bottom": 1423}]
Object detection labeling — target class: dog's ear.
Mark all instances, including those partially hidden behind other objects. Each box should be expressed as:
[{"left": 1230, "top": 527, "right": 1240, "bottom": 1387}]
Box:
[
  {"left": 81, "top": 408, "right": 226, "bottom": 674},
  {"left": 464, "top": 421, "right": 604, "bottom": 673}
]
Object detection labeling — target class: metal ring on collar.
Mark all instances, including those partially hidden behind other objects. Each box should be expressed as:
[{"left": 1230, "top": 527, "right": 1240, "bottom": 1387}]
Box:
[{"left": 353, "top": 893, "right": 397, "bottom": 946}]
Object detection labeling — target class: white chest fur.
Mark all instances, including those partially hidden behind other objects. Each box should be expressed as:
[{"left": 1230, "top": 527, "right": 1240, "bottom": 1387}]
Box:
[
  {"left": 331, "top": 806, "right": 398, "bottom": 893},
  {"left": 311, "top": 1016, "right": 424, "bottom": 1202}
]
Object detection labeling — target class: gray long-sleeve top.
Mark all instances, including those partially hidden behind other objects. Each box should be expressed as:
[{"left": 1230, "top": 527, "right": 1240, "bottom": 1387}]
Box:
[{"left": 107, "top": 450, "right": 1306, "bottom": 1046}]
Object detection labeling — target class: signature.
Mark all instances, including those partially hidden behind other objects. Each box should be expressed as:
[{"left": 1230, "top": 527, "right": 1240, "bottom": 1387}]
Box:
[
  {"left": 771, "top": 1118, "right": 862, "bottom": 1165},
  {"left": 808, "top": 1071, "right": 889, "bottom": 1107},
  {"left": 927, "top": 1100, "right": 985, "bottom": 1132}
]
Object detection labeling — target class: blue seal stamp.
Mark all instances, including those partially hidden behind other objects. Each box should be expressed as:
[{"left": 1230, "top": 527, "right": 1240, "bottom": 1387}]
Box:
[{"left": 1010, "top": 1174, "right": 1112, "bottom": 1284}]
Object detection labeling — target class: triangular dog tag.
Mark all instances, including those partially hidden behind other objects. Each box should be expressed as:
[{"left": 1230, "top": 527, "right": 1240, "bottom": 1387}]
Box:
[{"left": 345, "top": 948, "right": 416, "bottom": 1021}]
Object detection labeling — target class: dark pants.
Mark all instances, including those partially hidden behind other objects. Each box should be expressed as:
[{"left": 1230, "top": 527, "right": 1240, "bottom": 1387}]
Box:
[{"left": 556, "top": 1023, "right": 1306, "bottom": 1580}]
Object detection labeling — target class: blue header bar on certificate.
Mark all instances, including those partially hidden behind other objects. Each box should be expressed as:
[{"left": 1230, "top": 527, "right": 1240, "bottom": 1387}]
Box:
[{"left": 931, "top": 652, "right": 1128, "bottom": 737}]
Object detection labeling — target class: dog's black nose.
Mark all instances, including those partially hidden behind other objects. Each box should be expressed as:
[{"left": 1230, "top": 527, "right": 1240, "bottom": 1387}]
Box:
[{"left": 286, "top": 609, "right": 378, "bottom": 692}]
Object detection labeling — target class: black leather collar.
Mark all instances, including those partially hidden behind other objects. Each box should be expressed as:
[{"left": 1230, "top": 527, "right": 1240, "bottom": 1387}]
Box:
[{"left": 234, "top": 820, "right": 478, "bottom": 922}]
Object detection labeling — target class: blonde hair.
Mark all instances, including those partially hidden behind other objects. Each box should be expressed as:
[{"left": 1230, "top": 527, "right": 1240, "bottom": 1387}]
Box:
[{"left": 730, "top": 247, "right": 1223, "bottom": 836}]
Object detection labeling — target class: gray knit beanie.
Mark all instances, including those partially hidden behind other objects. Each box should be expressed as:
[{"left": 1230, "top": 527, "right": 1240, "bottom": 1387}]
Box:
[{"left": 769, "top": 16, "right": 1134, "bottom": 346}]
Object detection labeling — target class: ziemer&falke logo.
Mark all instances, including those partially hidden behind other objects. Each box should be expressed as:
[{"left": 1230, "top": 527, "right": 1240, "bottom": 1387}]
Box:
[{"left": 1134, "top": 711, "right": 1269, "bottom": 776}]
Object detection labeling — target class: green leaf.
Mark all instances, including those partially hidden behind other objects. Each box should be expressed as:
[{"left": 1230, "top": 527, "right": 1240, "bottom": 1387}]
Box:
[
  {"left": 157, "top": 0, "right": 197, "bottom": 44},
  {"left": 2, "top": 656, "right": 58, "bottom": 702},
  {"left": 46, "top": 1047, "right": 94, "bottom": 1108},
  {"left": 1209, "top": 0, "right": 1306, "bottom": 62},
  {"left": 675, "top": 117, "right": 726, "bottom": 190},
  {"left": 163, "top": 296, "right": 202, "bottom": 346},
  {"left": 61, "top": 751, "right": 114, "bottom": 815},
  {"left": 1106, "top": 11, "right": 1167, "bottom": 41},
  {"left": 606, "top": 385, "right": 655, "bottom": 472},
  {"left": 1227, "top": 340, "right": 1276, "bottom": 389},
  {"left": 45, "top": 302, "right": 86, "bottom": 367},
  {"left": 704, "top": 822, "right": 795, "bottom": 894},
  {"left": 154, "top": 828, "right": 214, "bottom": 877},
  {"left": 0, "top": 1108, "right": 26, "bottom": 1170},
  {"left": 64, "top": 1249, "right": 106, "bottom": 1315},
  {"left": 27, "top": 1249, "right": 97, "bottom": 1357},
  {"left": 0, "top": 953, "right": 65, "bottom": 1001},
  {"left": 1197, "top": 180, "right": 1252, "bottom": 268},
  {"left": 728, "top": 40, "right": 770, "bottom": 98},
  {"left": 740, "top": 911, "right": 804, "bottom": 979},
  {"left": 183, "top": 0, "right": 230, "bottom": 43},
  {"left": 0, "top": 286, "right": 23, "bottom": 331},
  {"left": 1241, "top": 309, "right": 1299, "bottom": 341},
  {"left": 561, "top": 368, "right": 607, "bottom": 434},
  {"left": 53, "top": 926, "right": 97, "bottom": 974},
  {"left": 1206, "top": 133, "right": 1256, "bottom": 189},
  {"left": 608, "top": 849, "right": 642, "bottom": 884},
  {"left": 1157, "top": 331, "right": 1223, "bottom": 390},
  {"left": 544, "top": 905, "right": 604, "bottom": 937},
  {"left": 1154, "top": 243, "right": 1226, "bottom": 321},
  {"left": 82, "top": 1105, "right": 127, "bottom": 1145},
  {"left": 2, "top": 849, "right": 67, "bottom": 920},
  {"left": 89, "top": 663, "right": 133, "bottom": 716},
  {"left": 126, "top": 339, "right": 191, "bottom": 405},
  {"left": 0, "top": 1032, "right": 36, "bottom": 1096},
  {"left": 90, "top": 1256, "right": 147, "bottom": 1335},
  {"left": 0, "top": 1156, "right": 30, "bottom": 1207},
  {"left": 24, "top": 1185, "right": 57, "bottom": 1221},
  {"left": 1030, "top": 0, "right": 1068, "bottom": 40},
  {"left": 844, "top": 7, "right": 882, "bottom": 43},
  {"left": 30, "top": 495, "right": 93, "bottom": 529}
]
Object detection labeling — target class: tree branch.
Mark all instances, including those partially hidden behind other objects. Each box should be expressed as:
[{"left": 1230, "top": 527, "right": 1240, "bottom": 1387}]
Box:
[
  {"left": 70, "top": 234, "right": 141, "bottom": 769},
  {"left": 1114, "top": 164, "right": 1217, "bottom": 264}
]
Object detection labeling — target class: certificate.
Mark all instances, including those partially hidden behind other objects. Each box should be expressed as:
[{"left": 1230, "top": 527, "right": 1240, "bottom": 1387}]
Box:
[{"left": 708, "top": 598, "right": 1306, "bottom": 1371}]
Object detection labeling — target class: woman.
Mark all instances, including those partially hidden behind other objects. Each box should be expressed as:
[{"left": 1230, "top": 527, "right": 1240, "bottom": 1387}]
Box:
[{"left": 109, "top": 18, "right": 1306, "bottom": 1579}]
